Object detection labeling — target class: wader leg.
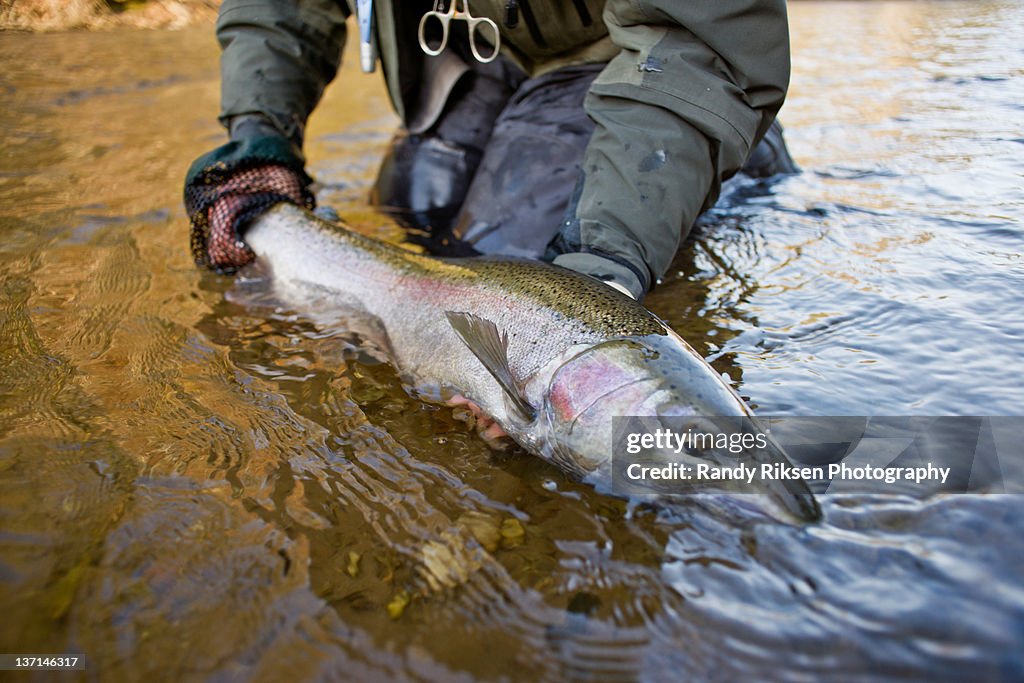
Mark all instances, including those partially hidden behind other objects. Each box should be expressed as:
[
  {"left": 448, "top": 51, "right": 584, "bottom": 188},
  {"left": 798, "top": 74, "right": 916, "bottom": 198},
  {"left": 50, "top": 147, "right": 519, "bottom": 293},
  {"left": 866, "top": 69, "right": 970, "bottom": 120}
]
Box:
[
  {"left": 445, "top": 64, "right": 605, "bottom": 258},
  {"left": 740, "top": 118, "right": 799, "bottom": 178},
  {"left": 371, "top": 55, "right": 525, "bottom": 238}
]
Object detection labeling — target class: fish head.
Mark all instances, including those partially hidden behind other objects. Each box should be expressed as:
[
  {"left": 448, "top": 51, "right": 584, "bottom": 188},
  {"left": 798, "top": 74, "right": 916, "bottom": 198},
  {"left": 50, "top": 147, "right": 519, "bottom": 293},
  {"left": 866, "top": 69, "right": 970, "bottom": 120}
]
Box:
[
  {"left": 537, "top": 332, "right": 821, "bottom": 523},
  {"left": 537, "top": 333, "right": 741, "bottom": 470}
]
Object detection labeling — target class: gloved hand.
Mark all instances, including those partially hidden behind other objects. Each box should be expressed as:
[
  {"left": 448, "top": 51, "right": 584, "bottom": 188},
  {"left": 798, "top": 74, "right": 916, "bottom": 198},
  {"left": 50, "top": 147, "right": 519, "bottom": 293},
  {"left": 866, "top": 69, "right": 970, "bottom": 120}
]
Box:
[
  {"left": 200, "top": 164, "right": 308, "bottom": 271},
  {"left": 184, "top": 116, "right": 314, "bottom": 273}
]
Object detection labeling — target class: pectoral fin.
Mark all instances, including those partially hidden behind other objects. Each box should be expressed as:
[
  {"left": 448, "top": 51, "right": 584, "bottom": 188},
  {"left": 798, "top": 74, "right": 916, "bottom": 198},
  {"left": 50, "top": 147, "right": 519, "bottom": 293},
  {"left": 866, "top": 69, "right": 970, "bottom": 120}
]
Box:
[{"left": 445, "top": 311, "right": 536, "bottom": 421}]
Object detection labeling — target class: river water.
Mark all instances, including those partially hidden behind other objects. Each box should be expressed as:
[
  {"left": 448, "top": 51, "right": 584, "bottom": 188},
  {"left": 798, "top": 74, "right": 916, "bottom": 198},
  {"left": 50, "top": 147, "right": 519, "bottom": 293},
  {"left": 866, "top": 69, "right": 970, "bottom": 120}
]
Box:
[{"left": 1, "top": 1, "right": 1022, "bottom": 680}]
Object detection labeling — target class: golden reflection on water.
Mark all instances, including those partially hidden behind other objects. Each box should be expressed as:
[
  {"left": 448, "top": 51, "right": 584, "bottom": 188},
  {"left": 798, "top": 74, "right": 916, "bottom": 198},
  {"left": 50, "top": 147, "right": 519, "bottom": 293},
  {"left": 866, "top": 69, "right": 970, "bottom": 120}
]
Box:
[{"left": 1, "top": 28, "right": 695, "bottom": 678}]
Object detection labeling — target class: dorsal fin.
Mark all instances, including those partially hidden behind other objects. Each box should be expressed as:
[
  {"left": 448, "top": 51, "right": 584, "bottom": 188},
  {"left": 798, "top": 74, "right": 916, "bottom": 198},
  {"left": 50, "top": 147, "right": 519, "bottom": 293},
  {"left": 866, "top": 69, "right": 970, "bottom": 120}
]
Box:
[{"left": 444, "top": 311, "right": 536, "bottom": 421}]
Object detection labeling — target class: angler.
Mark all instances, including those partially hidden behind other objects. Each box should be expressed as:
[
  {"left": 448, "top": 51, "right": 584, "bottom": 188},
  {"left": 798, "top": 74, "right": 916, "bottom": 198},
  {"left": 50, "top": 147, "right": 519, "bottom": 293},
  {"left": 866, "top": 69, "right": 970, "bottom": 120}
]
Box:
[
  {"left": 184, "top": 0, "right": 798, "bottom": 300},
  {"left": 181, "top": 0, "right": 814, "bottom": 520}
]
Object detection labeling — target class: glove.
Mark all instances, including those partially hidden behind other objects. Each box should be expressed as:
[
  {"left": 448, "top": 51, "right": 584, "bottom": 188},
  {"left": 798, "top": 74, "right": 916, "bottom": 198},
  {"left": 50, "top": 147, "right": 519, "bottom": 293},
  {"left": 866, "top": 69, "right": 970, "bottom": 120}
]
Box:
[
  {"left": 201, "top": 164, "right": 308, "bottom": 271},
  {"left": 184, "top": 118, "right": 314, "bottom": 273}
]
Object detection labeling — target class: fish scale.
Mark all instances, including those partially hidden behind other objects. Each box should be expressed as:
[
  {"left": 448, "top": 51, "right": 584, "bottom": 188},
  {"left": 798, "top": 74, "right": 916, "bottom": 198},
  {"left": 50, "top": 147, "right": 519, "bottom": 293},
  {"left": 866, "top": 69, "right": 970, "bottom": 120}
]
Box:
[{"left": 243, "top": 204, "right": 820, "bottom": 522}]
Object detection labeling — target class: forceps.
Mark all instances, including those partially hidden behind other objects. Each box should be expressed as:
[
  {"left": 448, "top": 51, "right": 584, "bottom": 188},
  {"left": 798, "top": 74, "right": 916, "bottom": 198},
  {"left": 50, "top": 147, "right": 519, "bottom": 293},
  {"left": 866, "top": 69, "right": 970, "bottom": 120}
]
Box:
[{"left": 418, "top": 0, "right": 500, "bottom": 64}]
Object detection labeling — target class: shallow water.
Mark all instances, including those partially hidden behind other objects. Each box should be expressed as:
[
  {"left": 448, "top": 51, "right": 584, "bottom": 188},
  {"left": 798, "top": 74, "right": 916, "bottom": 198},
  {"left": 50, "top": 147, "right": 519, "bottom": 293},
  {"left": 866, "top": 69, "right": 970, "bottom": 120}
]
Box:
[{"left": 1, "top": 2, "right": 1023, "bottom": 680}]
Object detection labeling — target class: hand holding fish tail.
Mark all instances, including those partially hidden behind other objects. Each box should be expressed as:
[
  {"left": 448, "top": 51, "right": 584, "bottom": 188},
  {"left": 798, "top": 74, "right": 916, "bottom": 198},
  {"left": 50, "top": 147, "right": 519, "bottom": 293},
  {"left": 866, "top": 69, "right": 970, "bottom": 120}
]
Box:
[
  {"left": 184, "top": 114, "right": 314, "bottom": 273},
  {"left": 204, "top": 165, "right": 308, "bottom": 271}
]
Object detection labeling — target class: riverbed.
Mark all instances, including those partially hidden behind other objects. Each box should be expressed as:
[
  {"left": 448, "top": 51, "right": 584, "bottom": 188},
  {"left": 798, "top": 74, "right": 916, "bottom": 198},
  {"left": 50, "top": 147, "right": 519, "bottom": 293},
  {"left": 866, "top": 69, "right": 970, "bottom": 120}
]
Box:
[{"left": 1, "top": 1, "right": 1022, "bottom": 680}]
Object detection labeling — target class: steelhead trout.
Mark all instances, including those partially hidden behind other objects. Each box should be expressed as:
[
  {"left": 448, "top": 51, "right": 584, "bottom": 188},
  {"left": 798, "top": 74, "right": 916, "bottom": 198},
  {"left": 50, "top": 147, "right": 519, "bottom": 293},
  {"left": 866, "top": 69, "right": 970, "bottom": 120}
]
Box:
[{"left": 244, "top": 204, "right": 821, "bottom": 522}]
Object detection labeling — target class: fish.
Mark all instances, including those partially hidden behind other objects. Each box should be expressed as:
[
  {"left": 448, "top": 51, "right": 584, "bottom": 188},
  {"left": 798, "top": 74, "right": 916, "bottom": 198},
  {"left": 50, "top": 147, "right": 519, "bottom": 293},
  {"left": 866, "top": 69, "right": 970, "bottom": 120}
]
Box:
[{"left": 241, "top": 204, "right": 821, "bottom": 522}]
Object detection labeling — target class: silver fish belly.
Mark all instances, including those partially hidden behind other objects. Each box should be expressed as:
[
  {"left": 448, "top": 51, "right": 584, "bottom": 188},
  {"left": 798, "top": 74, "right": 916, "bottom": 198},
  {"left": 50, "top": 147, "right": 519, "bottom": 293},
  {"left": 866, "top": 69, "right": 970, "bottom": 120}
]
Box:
[{"left": 243, "top": 204, "right": 821, "bottom": 522}]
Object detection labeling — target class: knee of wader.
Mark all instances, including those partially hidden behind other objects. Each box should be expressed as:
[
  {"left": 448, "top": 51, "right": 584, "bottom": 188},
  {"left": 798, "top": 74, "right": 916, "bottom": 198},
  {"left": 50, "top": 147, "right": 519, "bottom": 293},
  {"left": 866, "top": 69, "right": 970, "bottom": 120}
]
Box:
[
  {"left": 370, "top": 132, "right": 482, "bottom": 235},
  {"left": 741, "top": 119, "right": 800, "bottom": 179}
]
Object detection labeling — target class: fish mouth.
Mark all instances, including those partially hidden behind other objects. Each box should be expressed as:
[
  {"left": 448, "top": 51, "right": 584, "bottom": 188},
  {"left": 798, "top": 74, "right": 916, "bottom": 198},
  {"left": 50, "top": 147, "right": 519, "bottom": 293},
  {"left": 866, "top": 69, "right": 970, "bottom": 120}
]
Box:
[
  {"left": 750, "top": 432, "right": 823, "bottom": 522},
  {"left": 688, "top": 487, "right": 822, "bottom": 526},
  {"left": 702, "top": 420, "right": 822, "bottom": 523},
  {"left": 582, "top": 410, "right": 823, "bottom": 523},
  {"left": 538, "top": 338, "right": 822, "bottom": 523}
]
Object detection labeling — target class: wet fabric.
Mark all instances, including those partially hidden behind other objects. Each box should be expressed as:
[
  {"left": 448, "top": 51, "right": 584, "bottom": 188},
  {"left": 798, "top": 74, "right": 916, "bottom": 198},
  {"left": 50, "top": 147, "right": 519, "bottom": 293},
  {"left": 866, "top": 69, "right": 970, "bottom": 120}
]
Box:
[
  {"left": 741, "top": 119, "right": 799, "bottom": 178},
  {"left": 373, "top": 62, "right": 603, "bottom": 258},
  {"left": 550, "top": 251, "right": 646, "bottom": 300},
  {"left": 216, "top": 0, "right": 348, "bottom": 144},
  {"left": 371, "top": 135, "right": 482, "bottom": 237},
  {"left": 184, "top": 135, "right": 314, "bottom": 273},
  {"left": 449, "top": 63, "right": 604, "bottom": 259},
  {"left": 371, "top": 53, "right": 525, "bottom": 236}
]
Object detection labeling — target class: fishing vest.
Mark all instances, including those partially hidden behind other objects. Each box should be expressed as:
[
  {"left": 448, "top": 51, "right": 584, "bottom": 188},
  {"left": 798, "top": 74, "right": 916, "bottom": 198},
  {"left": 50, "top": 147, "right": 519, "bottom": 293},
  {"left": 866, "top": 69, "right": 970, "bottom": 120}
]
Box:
[
  {"left": 363, "top": 0, "right": 615, "bottom": 125},
  {"left": 461, "top": 0, "right": 612, "bottom": 70}
]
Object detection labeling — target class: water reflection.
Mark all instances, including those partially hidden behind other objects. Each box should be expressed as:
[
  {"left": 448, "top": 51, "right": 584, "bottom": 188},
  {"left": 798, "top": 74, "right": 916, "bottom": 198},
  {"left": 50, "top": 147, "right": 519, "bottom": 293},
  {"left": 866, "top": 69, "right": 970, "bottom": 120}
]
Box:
[{"left": 1, "top": 1, "right": 1023, "bottom": 680}]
